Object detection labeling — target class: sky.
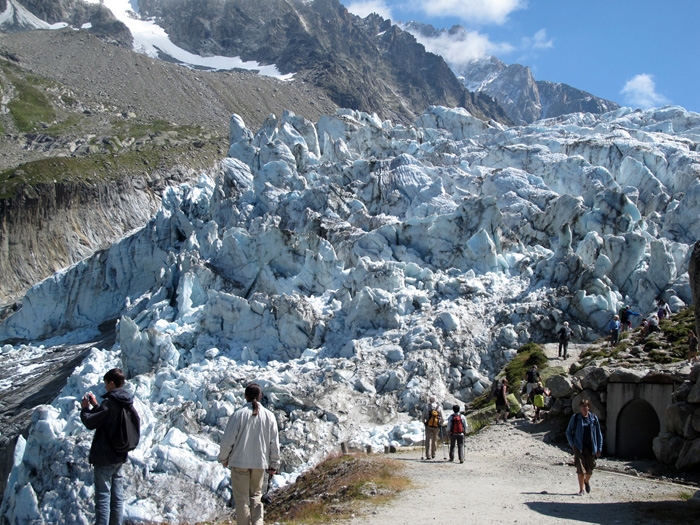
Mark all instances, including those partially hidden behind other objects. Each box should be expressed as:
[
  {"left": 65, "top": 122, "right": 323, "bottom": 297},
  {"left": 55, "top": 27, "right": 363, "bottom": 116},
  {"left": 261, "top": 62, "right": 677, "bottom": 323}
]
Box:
[{"left": 345, "top": 0, "right": 700, "bottom": 113}]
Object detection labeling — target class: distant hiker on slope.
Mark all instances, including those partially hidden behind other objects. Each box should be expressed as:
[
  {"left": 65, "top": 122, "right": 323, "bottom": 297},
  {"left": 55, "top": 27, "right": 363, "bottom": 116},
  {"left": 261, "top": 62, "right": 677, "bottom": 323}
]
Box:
[
  {"left": 218, "top": 383, "right": 280, "bottom": 525},
  {"left": 566, "top": 398, "right": 603, "bottom": 497},
  {"left": 608, "top": 315, "right": 621, "bottom": 347},
  {"left": 657, "top": 299, "right": 672, "bottom": 321},
  {"left": 422, "top": 395, "right": 444, "bottom": 460},
  {"left": 531, "top": 382, "right": 549, "bottom": 423},
  {"left": 688, "top": 330, "right": 698, "bottom": 363},
  {"left": 557, "top": 321, "right": 573, "bottom": 359},
  {"left": 524, "top": 365, "right": 541, "bottom": 403},
  {"left": 80, "top": 368, "right": 140, "bottom": 525},
  {"left": 620, "top": 305, "right": 640, "bottom": 331},
  {"left": 447, "top": 404, "right": 468, "bottom": 463},
  {"left": 494, "top": 378, "right": 509, "bottom": 424}
]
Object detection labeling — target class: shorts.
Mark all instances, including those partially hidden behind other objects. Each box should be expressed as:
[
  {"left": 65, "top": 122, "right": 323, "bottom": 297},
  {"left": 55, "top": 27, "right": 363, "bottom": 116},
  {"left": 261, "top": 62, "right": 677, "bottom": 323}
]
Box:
[
  {"left": 495, "top": 403, "right": 509, "bottom": 413},
  {"left": 573, "top": 448, "right": 596, "bottom": 475}
]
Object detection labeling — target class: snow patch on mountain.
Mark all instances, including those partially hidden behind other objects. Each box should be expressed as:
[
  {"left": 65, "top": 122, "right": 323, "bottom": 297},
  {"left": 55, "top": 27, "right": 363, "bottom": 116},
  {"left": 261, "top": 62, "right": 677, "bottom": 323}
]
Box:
[
  {"left": 0, "top": 0, "right": 67, "bottom": 30},
  {"left": 2, "top": 104, "right": 700, "bottom": 523},
  {"left": 0, "top": 0, "right": 292, "bottom": 79}
]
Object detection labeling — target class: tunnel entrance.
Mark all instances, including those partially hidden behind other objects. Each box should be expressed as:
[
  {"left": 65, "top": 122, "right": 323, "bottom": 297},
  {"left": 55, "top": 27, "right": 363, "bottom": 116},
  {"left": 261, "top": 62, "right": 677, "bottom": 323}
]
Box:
[{"left": 615, "top": 399, "right": 660, "bottom": 458}]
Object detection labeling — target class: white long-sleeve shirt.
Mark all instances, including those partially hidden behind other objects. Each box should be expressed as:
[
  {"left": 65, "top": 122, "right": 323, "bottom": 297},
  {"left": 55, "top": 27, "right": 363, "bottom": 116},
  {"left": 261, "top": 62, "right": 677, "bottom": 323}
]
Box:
[{"left": 218, "top": 402, "right": 280, "bottom": 470}]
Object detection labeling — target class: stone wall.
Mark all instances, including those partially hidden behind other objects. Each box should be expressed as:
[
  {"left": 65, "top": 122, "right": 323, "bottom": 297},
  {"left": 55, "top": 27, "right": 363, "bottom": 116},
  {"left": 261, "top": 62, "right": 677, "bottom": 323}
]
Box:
[
  {"left": 544, "top": 365, "right": 698, "bottom": 468},
  {"left": 653, "top": 363, "right": 700, "bottom": 469}
]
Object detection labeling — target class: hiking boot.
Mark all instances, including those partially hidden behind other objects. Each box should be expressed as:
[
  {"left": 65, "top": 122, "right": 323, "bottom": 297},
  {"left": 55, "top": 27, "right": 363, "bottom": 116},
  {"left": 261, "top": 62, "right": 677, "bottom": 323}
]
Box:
[
  {"left": 459, "top": 460, "right": 464, "bottom": 464},
  {"left": 431, "top": 455, "right": 435, "bottom": 459},
  {"left": 576, "top": 490, "right": 585, "bottom": 496},
  {"left": 449, "top": 458, "right": 454, "bottom": 462},
  {"left": 585, "top": 482, "right": 590, "bottom": 494}
]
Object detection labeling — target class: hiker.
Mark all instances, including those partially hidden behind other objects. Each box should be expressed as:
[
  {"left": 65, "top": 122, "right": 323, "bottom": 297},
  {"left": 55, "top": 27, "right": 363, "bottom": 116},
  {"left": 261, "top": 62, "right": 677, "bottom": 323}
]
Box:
[
  {"left": 557, "top": 321, "right": 573, "bottom": 359},
  {"left": 565, "top": 398, "right": 603, "bottom": 497},
  {"left": 422, "top": 395, "right": 444, "bottom": 459},
  {"left": 80, "top": 368, "right": 139, "bottom": 525},
  {"left": 447, "top": 405, "right": 467, "bottom": 463},
  {"left": 608, "top": 315, "right": 621, "bottom": 346},
  {"left": 657, "top": 299, "right": 672, "bottom": 321},
  {"left": 494, "top": 378, "right": 509, "bottom": 424},
  {"left": 218, "top": 383, "right": 280, "bottom": 525},
  {"left": 620, "top": 305, "right": 640, "bottom": 331},
  {"left": 688, "top": 331, "right": 698, "bottom": 363},
  {"left": 531, "top": 382, "right": 549, "bottom": 423},
  {"left": 647, "top": 314, "right": 660, "bottom": 334},
  {"left": 524, "top": 365, "right": 541, "bottom": 402}
]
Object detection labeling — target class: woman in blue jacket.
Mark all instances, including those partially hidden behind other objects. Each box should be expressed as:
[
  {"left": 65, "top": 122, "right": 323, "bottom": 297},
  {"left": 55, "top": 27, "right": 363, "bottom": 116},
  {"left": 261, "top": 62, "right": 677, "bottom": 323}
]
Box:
[{"left": 566, "top": 398, "right": 603, "bottom": 496}]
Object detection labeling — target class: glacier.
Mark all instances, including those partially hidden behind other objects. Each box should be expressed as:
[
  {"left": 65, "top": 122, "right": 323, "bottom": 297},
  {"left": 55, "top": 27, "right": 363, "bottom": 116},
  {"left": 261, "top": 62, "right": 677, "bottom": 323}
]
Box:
[{"left": 1, "top": 104, "right": 700, "bottom": 523}]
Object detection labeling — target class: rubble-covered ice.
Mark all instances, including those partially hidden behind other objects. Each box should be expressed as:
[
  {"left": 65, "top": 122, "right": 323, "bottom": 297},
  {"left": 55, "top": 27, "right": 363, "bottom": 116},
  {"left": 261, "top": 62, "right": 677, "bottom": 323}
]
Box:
[{"left": 1, "top": 104, "right": 699, "bottom": 523}]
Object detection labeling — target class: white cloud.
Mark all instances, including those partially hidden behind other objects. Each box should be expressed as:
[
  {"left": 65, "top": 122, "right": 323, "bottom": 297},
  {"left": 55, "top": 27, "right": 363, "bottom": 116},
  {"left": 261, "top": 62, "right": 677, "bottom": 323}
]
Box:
[
  {"left": 522, "top": 29, "right": 553, "bottom": 50},
  {"left": 419, "top": 0, "right": 526, "bottom": 25},
  {"left": 346, "top": 1, "right": 393, "bottom": 21},
  {"left": 410, "top": 27, "right": 515, "bottom": 69},
  {"left": 620, "top": 74, "right": 670, "bottom": 109}
]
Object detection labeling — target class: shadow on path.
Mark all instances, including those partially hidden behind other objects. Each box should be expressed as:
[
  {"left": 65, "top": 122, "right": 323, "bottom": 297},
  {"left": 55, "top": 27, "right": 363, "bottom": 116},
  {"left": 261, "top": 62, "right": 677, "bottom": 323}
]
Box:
[{"left": 525, "top": 499, "right": 700, "bottom": 524}]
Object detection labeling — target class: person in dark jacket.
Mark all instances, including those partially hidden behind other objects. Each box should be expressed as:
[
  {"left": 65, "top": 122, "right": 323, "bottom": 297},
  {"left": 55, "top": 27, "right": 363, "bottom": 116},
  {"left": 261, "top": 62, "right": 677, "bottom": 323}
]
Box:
[
  {"left": 565, "top": 398, "right": 603, "bottom": 496},
  {"left": 80, "top": 368, "right": 136, "bottom": 525}
]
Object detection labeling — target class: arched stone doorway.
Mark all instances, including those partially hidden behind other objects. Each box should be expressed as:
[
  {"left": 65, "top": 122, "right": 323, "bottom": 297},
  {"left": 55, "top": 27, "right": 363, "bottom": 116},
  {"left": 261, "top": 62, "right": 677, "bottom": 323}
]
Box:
[{"left": 616, "top": 399, "right": 660, "bottom": 458}]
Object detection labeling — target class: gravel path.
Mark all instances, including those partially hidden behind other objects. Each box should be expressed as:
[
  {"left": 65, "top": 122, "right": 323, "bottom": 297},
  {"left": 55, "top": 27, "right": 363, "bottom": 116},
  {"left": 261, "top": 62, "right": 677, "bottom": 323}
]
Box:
[
  {"left": 347, "top": 421, "right": 697, "bottom": 524},
  {"left": 345, "top": 340, "right": 699, "bottom": 524}
]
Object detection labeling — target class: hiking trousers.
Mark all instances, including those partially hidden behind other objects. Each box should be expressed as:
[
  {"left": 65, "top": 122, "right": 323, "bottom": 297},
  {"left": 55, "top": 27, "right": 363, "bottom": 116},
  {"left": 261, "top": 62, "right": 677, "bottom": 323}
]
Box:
[
  {"left": 231, "top": 467, "right": 265, "bottom": 525},
  {"left": 449, "top": 434, "right": 464, "bottom": 462},
  {"left": 425, "top": 426, "right": 439, "bottom": 458}
]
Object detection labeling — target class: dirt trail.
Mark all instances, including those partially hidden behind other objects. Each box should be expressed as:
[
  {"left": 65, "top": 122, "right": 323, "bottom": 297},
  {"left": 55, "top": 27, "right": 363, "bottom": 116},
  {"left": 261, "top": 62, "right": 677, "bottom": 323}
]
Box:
[
  {"left": 346, "top": 421, "right": 698, "bottom": 525},
  {"left": 345, "top": 340, "right": 700, "bottom": 524}
]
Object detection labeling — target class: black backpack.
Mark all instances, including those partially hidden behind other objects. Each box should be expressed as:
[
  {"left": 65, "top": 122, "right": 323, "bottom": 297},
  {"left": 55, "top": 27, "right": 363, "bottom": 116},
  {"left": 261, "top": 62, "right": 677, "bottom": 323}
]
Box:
[{"left": 111, "top": 402, "right": 141, "bottom": 454}]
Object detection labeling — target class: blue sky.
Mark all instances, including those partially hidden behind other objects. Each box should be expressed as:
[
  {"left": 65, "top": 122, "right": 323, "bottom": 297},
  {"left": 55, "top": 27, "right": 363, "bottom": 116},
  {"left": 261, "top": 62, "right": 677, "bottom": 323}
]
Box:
[{"left": 345, "top": 0, "right": 700, "bottom": 113}]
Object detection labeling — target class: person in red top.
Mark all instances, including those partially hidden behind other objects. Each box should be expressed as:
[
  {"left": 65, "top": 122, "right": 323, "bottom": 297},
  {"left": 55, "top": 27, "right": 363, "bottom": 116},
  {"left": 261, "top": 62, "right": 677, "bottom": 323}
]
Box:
[{"left": 446, "top": 405, "right": 468, "bottom": 463}]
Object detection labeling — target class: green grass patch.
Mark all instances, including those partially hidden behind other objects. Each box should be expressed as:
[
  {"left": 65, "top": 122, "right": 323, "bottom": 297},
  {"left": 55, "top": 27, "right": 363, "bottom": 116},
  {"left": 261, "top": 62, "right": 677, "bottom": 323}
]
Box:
[
  {"left": 0, "top": 137, "right": 225, "bottom": 200},
  {"left": 503, "top": 342, "right": 548, "bottom": 394},
  {"left": 264, "top": 454, "right": 411, "bottom": 524},
  {"left": 4, "top": 67, "right": 56, "bottom": 132}
]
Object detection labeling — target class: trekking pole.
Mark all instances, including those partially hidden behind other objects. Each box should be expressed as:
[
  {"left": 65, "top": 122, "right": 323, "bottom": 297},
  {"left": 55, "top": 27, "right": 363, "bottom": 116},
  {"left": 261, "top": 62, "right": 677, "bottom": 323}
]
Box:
[
  {"left": 261, "top": 471, "right": 272, "bottom": 504},
  {"left": 440, "top": 425, "right": 447, "bottom": 460}
]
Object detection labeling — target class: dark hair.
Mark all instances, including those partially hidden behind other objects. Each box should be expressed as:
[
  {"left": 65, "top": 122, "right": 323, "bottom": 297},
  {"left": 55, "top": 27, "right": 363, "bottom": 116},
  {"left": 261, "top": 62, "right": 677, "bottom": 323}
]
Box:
[
  {"left": 452, "top": 404, "right": 460, "bottom": 413},
  {"left": 579, "top": 398, "right": 590, "bottom": 408},
  {"left": 104, "top": 368, "right": 125, "bottom": 388},
  {"left": 245, "top": 383, "right": 263, "bottom": 416}
]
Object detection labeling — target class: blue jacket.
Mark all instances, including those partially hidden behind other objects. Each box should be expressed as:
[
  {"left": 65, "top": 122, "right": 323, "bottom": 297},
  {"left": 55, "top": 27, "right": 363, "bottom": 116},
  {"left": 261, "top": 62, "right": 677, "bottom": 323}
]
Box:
[{"left": 566, "top": 411, "right": 603, "bottom": 454}]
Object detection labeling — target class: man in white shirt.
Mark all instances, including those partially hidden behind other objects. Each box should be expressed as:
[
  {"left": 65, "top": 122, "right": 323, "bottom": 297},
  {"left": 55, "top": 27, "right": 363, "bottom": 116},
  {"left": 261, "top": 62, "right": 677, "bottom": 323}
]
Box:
[{"left": 218, "top": 383, "right": 280, "bottom": 525}]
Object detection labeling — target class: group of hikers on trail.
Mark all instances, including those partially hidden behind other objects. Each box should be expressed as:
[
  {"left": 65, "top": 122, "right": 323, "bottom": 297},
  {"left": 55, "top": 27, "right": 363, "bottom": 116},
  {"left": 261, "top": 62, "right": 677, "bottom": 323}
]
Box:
[
  {"left": 604, "top": 300, "right": 697, "bottom": 361},
  {"left": 422, "top": 396, "right": 468, "bottom": 463},
  {"left": 422, "top": 390, "right": 602, "bottom": 496}
]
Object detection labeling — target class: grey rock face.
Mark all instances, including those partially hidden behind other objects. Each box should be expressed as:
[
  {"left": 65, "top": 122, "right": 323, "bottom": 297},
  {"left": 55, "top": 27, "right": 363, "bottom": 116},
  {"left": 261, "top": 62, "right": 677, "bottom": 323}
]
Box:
[
  {"left": 688, "top": 241, "right": 700, "bottom": 337},
  {"left": 135, "top": 0, "right": 507, "bottom": 124},
  {"left": 454, "top": 56, "right": 619, "bottom": 125}
]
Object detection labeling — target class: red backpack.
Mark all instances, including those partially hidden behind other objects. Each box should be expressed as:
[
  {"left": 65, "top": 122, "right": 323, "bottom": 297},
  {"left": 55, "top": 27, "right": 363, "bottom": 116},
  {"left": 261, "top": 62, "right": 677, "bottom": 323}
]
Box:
[{"left": 451, "top": 414, "right": 464, "bottom": 434}]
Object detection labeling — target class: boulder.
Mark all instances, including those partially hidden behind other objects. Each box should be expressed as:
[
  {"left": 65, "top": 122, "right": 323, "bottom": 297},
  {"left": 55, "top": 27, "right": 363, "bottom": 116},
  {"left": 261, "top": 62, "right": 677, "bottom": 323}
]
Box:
[
  {"left": 688, "top": 376, "right": 700, "bottom": 404},
  {"left": 653, "top": 432, "right": 686, "bottom": 465},
  {"left": 546, "top": 375, "right": 576, "bottom": 398},
  {"left": 608, "top": 368, "right": 648, "bottom": 383},
  {"left": 666, "top": 403, "right": 695, "bottom": 436},
  {"left": 692, "top": 407, "right": 700, "bottom": 434},
  {"left": 688, "top": 240, "right": 700, "bottom": 337},
  {"left": 581, "top": 367, "right": 611, "bottom": 391},
  {"left": 675, "top": 438, "right": 700, "bottom": 470},
  {"left": 571, "top": 389, "right": 605, "bottom": 421}
]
